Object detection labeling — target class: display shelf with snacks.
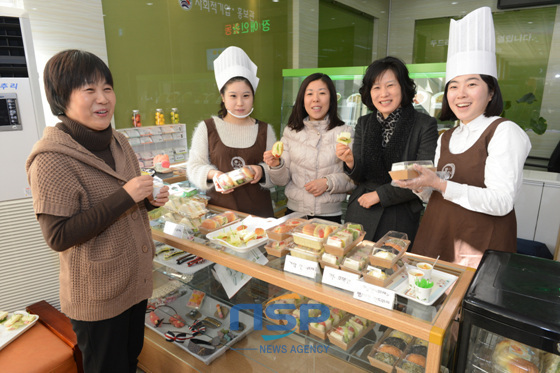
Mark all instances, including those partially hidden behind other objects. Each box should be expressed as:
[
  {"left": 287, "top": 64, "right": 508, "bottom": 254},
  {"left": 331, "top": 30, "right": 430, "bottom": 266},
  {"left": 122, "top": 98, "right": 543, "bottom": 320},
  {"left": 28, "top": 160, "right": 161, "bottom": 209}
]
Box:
[
  {"left": 117, "top": 124, "right": 188, "bottom": 168},
  {"left": 143, "top": 205, "right": 475, "bottom": 373}
]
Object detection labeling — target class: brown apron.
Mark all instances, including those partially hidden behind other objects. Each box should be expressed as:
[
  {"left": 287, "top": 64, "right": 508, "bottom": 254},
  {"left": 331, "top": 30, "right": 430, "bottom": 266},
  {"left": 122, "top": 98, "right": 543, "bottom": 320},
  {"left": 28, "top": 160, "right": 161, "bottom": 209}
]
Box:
[
  {"left": 205, "top": 118, "right": 274, "bottom": 218},
  {"left": 412, "top": 118, "right": 517, "bottom": 268}
]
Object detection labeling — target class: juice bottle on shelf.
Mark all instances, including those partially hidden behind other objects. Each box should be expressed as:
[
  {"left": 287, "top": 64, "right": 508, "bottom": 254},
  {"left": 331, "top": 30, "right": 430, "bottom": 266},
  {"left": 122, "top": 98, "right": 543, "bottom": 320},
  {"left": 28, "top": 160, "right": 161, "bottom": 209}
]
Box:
[
  {"left": 170, "top": 108, "right": 179, "bottom": 124},
  {"left": 155, "top": 108, "right": 165, "bottom": 125},
  {"left": 132, "top": 110, "right": 142, "bottom": 127}
]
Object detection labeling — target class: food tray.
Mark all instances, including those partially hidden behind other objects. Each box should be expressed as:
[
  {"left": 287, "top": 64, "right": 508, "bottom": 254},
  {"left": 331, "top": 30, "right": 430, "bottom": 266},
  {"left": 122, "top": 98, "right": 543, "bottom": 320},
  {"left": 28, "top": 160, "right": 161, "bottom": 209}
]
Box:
[
  {"left": 308, "top": 308, "right": 347, "bottom": 340},
  {"left": 288, "top": 243, "right": 324, "bottom": 262},
  {"left": 266, "top": 218, "right": 307, "bottom": 241},
  {"left": 386, "top": 269, "right": 458, "bottom": 306},
  {"left": 340, "top": 241, "right": 374, "bottom": 274},
  {"left": 323, "top": 223, "right": 366, "bottom": 257},
  {"left": 262, "top": 292, "right": 307, "bottom": 326},
  {"left": 145, "top": 292, "right": 253, "bottom": 365},
  {"left": 362, "top": 262, "right": 406, "bottom": 288},
  {"left": 327, "top": 315, "right": 375, "bottom": 351},
  {"left": 389, "top": 160, "right": 436, "bottom": 180},
  {"left": 264, "top": 237, "right": 293, "bottom": 257},
  {"left": 395, "top": 339, "right": 429, "bottom": 373},
  {"left": 318, "top": 252, "right": 342, "bottom": 269},
  {"left": 368, "top": 329, "right": 412, "bottom": 372},
  {"left": 213, "top": 166, "right": 255, "bottom": 192},
  {"left": 291, "top": 218, "right": 341, "bottom": 250},
  {"left": 0, "top": 311, "right": 39, "bottom": 351},
  {"left": 198, "top": 211, "right": 240, "bottom": 235},
  {"left": 369, "top": 231, "right": 409, "bottom": 269},
  {"left": 153, "top": 246, "right": 214, "bottom": 275},
  {"left": 206, "top": 217, "right": 270, "bottom": 252}
]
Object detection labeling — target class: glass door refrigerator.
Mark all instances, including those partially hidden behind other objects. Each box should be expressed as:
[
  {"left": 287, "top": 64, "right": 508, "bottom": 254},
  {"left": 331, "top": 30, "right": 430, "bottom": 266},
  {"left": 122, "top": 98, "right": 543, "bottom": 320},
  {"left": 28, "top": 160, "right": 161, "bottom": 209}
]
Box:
[{"left": 455, "top": 250, "right": 560, "bottom": 372}]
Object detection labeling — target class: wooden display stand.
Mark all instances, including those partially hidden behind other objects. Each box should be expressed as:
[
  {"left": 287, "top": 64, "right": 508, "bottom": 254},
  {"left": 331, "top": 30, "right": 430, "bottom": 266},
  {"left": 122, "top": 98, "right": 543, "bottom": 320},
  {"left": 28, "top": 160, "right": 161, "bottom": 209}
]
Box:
[{"left": 145, "top": 205, "right": 475, "bottom": 372}]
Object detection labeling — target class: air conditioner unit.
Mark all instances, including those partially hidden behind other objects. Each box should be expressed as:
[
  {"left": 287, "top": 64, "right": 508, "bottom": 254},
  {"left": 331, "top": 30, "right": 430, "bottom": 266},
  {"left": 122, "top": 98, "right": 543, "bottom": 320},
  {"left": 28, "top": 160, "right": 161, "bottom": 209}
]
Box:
[{"left": 0, "top": 8, "right": 45, "bottom": 202}]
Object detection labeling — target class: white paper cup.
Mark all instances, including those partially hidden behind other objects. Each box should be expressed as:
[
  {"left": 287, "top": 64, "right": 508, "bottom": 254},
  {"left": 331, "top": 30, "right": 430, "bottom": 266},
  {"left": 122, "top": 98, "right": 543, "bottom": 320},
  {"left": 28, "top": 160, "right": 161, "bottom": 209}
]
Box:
[
  {"left": 152, "top": 180, "right": 164, "bottom": 199},
  {"left": 415, "top": 282, "right": 433, "bottom": 302},
  {"left": 408, "top": 269, "right": 424, "bottom": 288},
  {"left": 416, "top": 262, "right": 433, "bottom": 280}
]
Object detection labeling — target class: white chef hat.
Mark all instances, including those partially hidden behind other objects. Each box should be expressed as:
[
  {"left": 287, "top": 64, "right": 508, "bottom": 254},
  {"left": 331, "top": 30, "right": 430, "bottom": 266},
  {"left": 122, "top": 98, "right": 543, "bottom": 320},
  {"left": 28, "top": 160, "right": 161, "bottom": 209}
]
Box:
[
  {"left": 213, "top": 46, "right": 259, "bottom": 93},
  {"left": 446, "top": 7, "right": 497, "bottom": 83}
]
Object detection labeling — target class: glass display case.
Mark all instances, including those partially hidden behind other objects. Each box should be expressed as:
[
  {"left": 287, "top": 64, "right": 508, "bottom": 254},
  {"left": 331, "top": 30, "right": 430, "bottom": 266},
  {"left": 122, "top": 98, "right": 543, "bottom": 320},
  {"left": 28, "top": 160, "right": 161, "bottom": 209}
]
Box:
[
  {"left": 281, "top": 63, "right": 452, "bottom": 134},
  {"left": 140, "top": 205, "right": 475, "bottom": 372},
  {"left": 455, "top": 250, "right": 560, "bottom": 372}
]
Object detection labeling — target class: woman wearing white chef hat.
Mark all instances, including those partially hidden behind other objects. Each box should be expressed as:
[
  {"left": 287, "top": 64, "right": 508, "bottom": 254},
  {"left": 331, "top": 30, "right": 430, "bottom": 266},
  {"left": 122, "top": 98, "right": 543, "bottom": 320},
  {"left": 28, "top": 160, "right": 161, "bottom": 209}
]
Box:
[
  {"left": 395, "top": 7, "right": 531, "bottom": 267},
  {"left": 187, "top": 46, "right": 276, "bottom": 217}
]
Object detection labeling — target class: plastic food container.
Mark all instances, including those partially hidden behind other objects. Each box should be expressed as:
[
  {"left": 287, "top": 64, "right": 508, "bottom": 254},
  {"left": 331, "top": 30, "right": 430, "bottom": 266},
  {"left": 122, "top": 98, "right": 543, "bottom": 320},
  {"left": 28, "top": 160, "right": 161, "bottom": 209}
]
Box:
[
  {"left": 291, "top": 219, "right": 341, "bottom": 251},
  {"left": 363, "top": 261, "right": 406, "bottom": 288},
  {"left": 389, "top": 160, "right": 435, "bottom": 180},
  {"left": 324, "top": 222, "right": 365, "bottom": 257},
  {"left": 213, "top": 166, "right": 255, "bottom": 192},
  {"left": 288, "top": 243, "right": 324, "bottom": 262},
  {"left": 340, "top": 241, "right": 374, "bottom": 274},
  {"left": 369, "top": 231, "right": 409, "bottom": 268},
  {"left": 199, "top": 211, "right": 239, "bottom": 235},
  {"left": 266, "top": 218, "right": 307, "bottom": 241},
  {"left": 264, "top": 237, "right": 293, "bottom": 257}
]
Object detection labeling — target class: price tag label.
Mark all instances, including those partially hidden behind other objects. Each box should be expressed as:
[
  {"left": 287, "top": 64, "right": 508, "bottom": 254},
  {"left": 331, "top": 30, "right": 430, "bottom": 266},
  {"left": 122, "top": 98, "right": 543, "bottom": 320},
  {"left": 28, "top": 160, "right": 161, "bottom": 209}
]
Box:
[
  {"left": 322, "top": 266, "right": 360, "bottom": 292},
  {"left": 284, "top": 255, "right": 321, "bottom": 279},
  {"left": 163, "top": 221, "right": 184, "bottom": 238},
  {"left": 353, "top": 280, "right": 396, "bottom": 310}
]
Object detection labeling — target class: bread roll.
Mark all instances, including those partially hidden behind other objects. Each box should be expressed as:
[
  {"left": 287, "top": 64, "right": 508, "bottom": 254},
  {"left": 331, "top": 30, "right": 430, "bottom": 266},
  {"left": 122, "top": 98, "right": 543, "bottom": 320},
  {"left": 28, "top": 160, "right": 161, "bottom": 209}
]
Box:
[
  {"left": 271, "top": 141, "right": 284, "bottom": 158},
  {"left": 241, "top": 166, "right": 255, "bottom": 179},
  {"left": 507, "top": 357, "right": 538, "bottom": 373},
  {"left": 406, "top": 353, "right": 426, "bottom": 368},
  {"left": 201, "top": 219, "right": 218, "bottom": 229},
  {"left": 302, "top": 223, "right": 316, "bottom": 236},
  {"left": 222, "top": 211, "right": 237, "bottom": 222},
  {"left": 378, "top": 343, "right": 402, "bottom": 358}
]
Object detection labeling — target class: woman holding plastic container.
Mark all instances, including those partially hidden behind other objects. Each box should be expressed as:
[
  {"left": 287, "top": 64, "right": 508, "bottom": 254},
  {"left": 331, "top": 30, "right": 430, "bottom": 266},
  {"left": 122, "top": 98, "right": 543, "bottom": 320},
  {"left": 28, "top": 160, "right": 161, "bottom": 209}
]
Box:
[
  {"left": 187, "top": 46, "right": 276, "bottom": 217},
  {"left": 26, "top": 50, "right": 169, "bottom": 372},
  {"left": 394, "top": 7, "right": 531, "bottom": 267},
  {"left": 335, "top": 56, "right": 438, "bottom": 242},
  {"left": 263, "top": 73, "right": 355, "bottom": 223}
]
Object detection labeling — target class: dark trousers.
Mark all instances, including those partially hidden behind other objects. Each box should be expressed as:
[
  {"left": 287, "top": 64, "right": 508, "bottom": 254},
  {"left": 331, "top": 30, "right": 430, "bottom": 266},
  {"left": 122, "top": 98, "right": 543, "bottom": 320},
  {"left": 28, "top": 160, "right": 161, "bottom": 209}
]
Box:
[
  {"left": 71, "top": 299, "right": 147, "bottom": 373},
  {"left": 285, "top": 208, "right": 342, "bottom": 224}
]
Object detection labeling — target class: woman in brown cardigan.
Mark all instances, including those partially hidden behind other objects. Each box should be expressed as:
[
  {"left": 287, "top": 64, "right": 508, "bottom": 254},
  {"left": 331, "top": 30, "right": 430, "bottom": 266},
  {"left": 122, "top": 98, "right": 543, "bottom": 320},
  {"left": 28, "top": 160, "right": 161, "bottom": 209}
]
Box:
[{"left": 26, "top": 50, "right": 169, "bottom": 373}]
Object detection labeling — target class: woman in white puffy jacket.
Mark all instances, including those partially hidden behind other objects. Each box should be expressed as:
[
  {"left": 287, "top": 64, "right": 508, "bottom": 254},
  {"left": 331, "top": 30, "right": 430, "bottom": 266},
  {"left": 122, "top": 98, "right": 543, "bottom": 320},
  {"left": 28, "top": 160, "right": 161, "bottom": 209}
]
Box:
[{"left": 263, "top": 73, "right": 355, "bottom": 223}]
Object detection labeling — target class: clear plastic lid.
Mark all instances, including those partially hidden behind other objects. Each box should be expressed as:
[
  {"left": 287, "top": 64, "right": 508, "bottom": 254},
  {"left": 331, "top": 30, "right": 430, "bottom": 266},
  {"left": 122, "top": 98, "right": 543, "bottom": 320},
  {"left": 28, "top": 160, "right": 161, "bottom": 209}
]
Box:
[
  {"left": 288, "top": 243, "right": 324, "bottom": 262},
  {"left": 391, "top": 160, "right": 434, "bottom": 171}
]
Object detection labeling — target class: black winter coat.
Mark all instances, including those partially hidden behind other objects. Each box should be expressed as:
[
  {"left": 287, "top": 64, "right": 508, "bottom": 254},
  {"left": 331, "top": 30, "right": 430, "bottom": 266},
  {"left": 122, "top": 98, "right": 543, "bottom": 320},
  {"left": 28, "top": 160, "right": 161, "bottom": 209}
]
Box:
[{"left": 345, "top": 107, "right": 438, "bottom": 244}]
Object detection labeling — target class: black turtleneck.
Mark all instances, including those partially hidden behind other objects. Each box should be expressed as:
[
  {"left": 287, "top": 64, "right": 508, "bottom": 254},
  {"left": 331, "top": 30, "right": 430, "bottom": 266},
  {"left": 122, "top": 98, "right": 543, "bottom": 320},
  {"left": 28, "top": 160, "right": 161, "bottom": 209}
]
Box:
[
  {"left": 56, "top": 116, "right": 116, "bottom": 170},
  {"left": 37, "top": 117, "right": 138, "bottom": 252}
]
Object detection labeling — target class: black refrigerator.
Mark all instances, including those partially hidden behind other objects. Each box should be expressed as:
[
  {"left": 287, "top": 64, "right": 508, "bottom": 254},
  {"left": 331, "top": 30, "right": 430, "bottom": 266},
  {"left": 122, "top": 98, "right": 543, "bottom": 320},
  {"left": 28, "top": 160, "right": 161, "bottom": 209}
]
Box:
[{"left": 455, "top": 250, "right": 560, "bottom": 372}]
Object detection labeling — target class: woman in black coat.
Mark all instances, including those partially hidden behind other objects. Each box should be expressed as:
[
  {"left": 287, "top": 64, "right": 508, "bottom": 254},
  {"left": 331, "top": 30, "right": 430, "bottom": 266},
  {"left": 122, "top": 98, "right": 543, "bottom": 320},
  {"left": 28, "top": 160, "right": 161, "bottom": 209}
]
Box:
[{"left": 336, "top": 56, "right": 438, "bottom": 243}]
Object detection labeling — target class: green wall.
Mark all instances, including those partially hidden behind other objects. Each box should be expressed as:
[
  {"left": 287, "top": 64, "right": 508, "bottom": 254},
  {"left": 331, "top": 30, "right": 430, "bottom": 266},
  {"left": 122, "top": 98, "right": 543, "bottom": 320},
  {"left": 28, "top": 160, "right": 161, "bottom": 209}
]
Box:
[{"left": 102, "top": 0, "right": 289, "bottom": 141}]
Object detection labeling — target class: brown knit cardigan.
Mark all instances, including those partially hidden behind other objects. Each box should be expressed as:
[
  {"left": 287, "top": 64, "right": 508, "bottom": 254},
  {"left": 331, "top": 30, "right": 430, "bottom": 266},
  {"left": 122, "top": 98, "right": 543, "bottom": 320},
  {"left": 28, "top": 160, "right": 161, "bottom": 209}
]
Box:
[{"left": 26, "top": 126, "right": 155, "bottom": 321}]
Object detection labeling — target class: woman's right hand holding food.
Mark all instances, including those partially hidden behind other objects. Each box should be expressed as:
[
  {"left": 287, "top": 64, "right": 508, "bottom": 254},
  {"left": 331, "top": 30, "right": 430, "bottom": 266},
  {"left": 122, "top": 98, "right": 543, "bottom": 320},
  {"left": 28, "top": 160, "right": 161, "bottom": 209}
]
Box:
[
  {"left": 335, "top": 143, "right": 354, "bottom": 169},
  {"left": 124, "top": 175, "right": 155, "bottom": 202},
  {"left": 263, "top": 150, "right": 280, "bottom": 168}
]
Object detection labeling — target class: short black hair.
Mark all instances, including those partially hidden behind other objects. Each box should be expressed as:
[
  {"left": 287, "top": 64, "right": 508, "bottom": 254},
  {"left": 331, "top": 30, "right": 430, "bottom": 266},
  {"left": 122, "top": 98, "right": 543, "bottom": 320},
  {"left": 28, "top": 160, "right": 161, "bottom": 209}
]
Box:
[
  {"left": 287, "top": 73, "right": 345, "bottom": 132},
  {"left": 43, "top": 49, "right": 113, "bottom": 116},
  {"left": 439, "top": 74, "right": 503, "bottom": 121},
  {"left": 359, "top": 56, "right": 416, "bottom": 112},
  {"left": 218, "top": 76, "right": 254, "bottom": 118}
]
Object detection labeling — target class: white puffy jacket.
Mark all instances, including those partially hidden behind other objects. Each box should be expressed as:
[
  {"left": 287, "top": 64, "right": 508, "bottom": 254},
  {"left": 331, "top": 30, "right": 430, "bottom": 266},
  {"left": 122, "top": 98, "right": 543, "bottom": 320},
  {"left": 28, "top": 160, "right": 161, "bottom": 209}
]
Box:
[{"left": 268, "top": 118, "right": 355, "bottom": 216}]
